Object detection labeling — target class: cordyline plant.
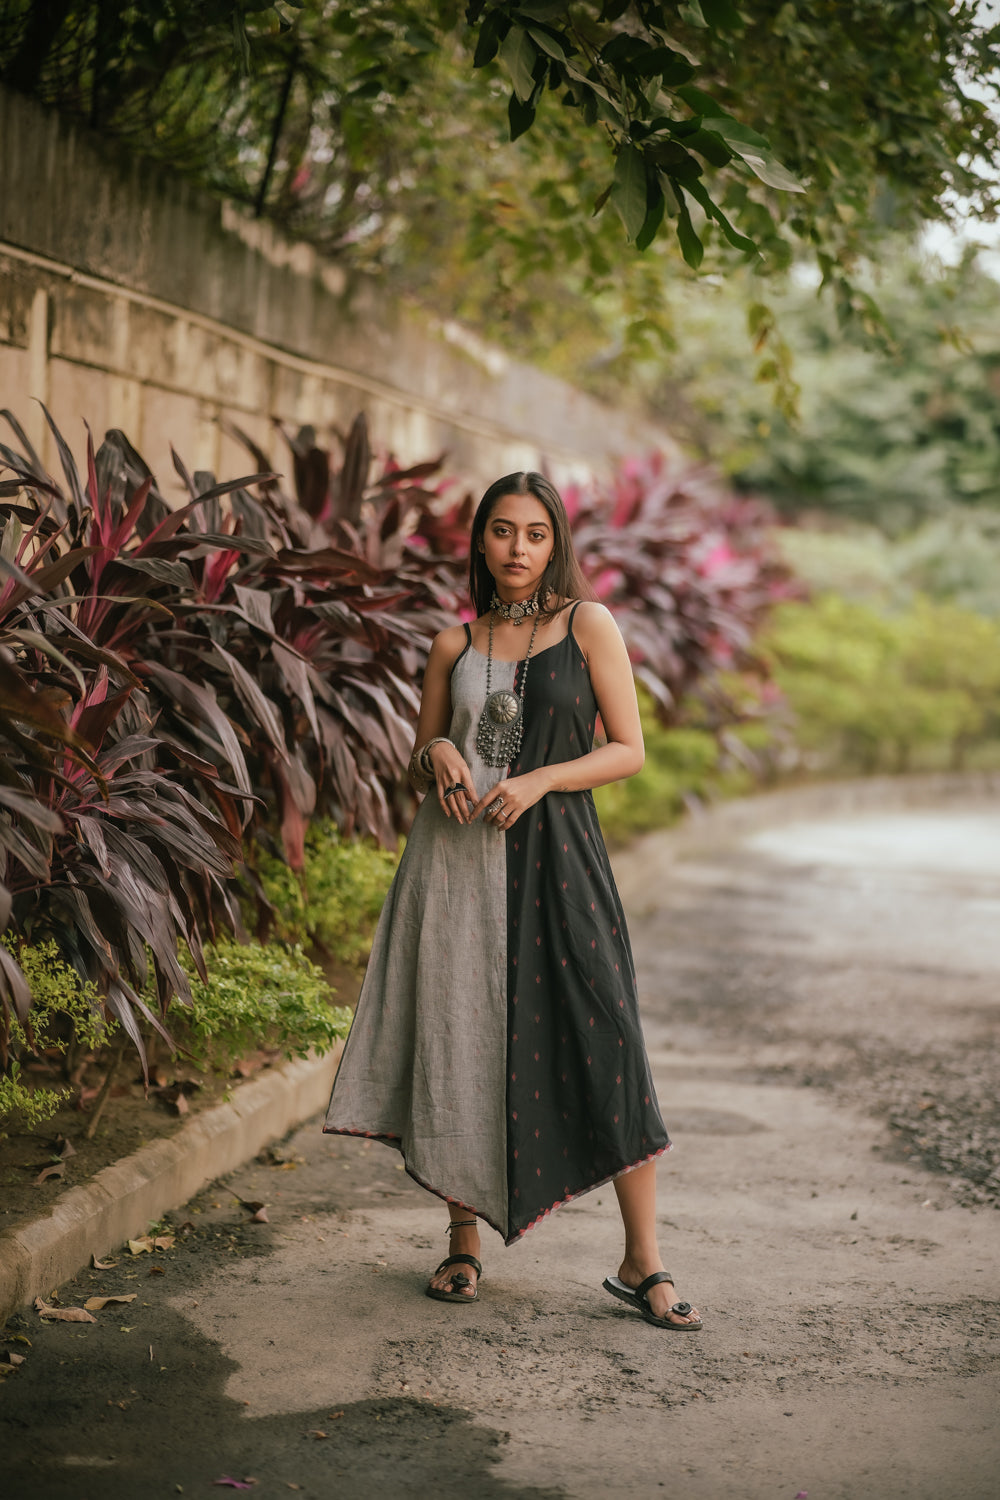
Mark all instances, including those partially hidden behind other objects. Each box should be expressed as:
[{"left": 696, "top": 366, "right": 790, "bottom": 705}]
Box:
[
  {"left": 0, "top": 404, "right": 787, "bottom": 1079},
  {"left": 563, "top": 450, "right": 794, "bottom": 724},
  {"left": 0, "top": 407, "right": 464, "bottom": 1060}
]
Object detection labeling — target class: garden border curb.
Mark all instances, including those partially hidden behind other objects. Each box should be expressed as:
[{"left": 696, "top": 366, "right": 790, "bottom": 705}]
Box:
[{"left": 0, "top": 1042, "right": 343, "bottom": 1324}]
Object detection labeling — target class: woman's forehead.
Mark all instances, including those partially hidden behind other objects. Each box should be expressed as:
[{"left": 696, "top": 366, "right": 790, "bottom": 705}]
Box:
[{"left": 487, "top": 493, "right": 551, "bottom": 527}]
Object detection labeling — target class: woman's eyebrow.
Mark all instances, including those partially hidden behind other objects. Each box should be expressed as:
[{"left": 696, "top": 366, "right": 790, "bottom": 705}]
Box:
[{"left": 491, "top": 514, "right": 551, "bottom": 530}]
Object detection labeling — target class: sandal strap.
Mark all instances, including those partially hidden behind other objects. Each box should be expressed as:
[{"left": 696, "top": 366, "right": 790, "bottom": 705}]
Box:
[
  {"left": 447, "top": 1219, "right": 478, "bottom": 1233},
  {"left": 635, "top": 1270, "right": 675, "bottom": 1301},
  {"left": 434, "top": 1253, "right": 483, "bottom": 1277}
]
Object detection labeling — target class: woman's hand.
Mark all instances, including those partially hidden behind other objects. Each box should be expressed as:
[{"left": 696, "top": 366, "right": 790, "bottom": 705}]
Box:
[
  {"left": 429, "top": 742, "right": 478, "bottom": 826},
  {"left": 472, "top": 769, "right": 551, "bottom": 831}
]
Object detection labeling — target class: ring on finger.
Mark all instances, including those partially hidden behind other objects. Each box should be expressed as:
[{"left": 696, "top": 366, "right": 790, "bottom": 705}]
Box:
[{"left": 443, "top": 784, "right": 464, "bottom": 798}]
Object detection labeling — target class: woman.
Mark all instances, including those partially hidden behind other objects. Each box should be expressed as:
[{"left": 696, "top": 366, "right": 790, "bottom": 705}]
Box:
[{"left": 325, "top": 472, "right": 701, "bottom": 1331}]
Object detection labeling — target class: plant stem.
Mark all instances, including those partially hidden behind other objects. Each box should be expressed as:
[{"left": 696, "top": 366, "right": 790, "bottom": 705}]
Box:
[{"left": 84, "top": 1043, "right": 123, "bottom": 1142}]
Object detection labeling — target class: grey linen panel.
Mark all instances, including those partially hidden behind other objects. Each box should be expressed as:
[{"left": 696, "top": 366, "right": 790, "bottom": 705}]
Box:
[{"left": 324, "top": 651, "right": 515, "bottom": 1234}]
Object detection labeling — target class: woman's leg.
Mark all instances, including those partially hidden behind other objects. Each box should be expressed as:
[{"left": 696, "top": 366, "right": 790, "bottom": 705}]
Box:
[
  {"left": 613, "top": 1162, "right": 700, "bottom": 1325},
  {"left": 427, "top": 1205, "right": 481, "bottom": 1297}
]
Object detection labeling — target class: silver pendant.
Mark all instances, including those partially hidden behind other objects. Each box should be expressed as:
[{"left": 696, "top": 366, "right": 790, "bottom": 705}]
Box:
[{"left": 485, "top": 689, "right": 520, "bottom": 726}]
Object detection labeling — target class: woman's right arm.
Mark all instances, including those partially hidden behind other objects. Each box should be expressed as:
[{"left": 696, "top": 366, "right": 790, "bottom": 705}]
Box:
[{"left": 409, "top": 626, "right": 478, "bottom": 825}]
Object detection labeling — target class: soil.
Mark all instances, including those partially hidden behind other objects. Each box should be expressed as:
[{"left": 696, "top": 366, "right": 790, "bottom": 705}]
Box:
[
  {"left": 1, "top": 803, "right": 998, "bottom": 1499},
  {"left": 0, "top": 963, "right": 362, "bottom": 1236}
]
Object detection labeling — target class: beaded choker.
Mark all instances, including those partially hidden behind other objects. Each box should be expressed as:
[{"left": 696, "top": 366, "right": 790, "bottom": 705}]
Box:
[{"left": 475, "top": 606, "right": 542, "bottom": 768}]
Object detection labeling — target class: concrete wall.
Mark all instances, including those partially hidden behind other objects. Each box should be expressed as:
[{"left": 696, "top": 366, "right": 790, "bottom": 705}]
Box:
[{"left": 0, "top": 87, "right": 673, "bottom": 503}]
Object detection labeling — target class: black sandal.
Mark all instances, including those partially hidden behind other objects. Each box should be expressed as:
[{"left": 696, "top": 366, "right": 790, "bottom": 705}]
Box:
[
  {"left": 426, "top": 1219, "right": 483, "bottom": 1304},
  {"left": 602, "top": 1272, "right": 703, "bottom": 1331}
]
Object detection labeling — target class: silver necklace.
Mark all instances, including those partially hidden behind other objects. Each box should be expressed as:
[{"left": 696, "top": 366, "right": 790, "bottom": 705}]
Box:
[
  {"left": 475, "top": 607, "right": 542, "bottom": 768},
  {"left": 490, "top": 589, "right": 545, "bottom": 625}
]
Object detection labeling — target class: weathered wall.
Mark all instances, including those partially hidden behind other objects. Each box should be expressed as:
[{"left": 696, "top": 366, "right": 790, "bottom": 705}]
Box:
[{"left": 0, "top": 88, "right": 672, "bottom": 501}]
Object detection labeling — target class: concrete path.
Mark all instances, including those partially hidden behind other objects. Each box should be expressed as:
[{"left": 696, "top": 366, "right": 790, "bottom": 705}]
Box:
[{"left": 3, "top": 798, "right": 998, "bottom": 1498}]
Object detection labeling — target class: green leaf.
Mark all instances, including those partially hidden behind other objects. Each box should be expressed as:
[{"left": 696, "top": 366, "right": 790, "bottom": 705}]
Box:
[
  {"left": 679, "top": 1, "right": 708, "bottom": 27},
  {"left": 500, "top": 24, "right": 538, "bottom": 102},
  {"left": 516, "top": 1, "right": 569, "bottom": 17},
  {"left": 700, "top": 0, "right": 743, "bottom": 27},
  {"left": 700, "top": 117, "right": 805, "bottom": 192},
  {"left": 635, "top": 180, "right": 665, "bottom": 251},
  {"left": 628, "top": 47, "right": 696, "bottom": 85},
  {"left": 611, "top": 145, "right": 649, "bottom": 241},
  {"left": 473, "top": 9, "right": 507, "bottom": 68},
  {"left": 673, "top": 188, "right": 704, "bottom": 268},
  {"left": 685, "top": 177, "right": 760, "bottom": 255},
  {"left": 526, "top": 25, "right": 567, "bottom": 62},
  {"left": 592, "top": 183, "right": 613, "bottom": 215},
  {"left": 675, "top": 84, "right": 728, "bottom": 116},
  {"left": 509, "top": 91, "right": 536, "bottom": 140},
  {"left": 682, "top": 127, "right": 733, "bottom": 169}
]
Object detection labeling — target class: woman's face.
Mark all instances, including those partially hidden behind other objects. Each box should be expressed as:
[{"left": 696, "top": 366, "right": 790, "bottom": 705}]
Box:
[{"left": 479, "top": 493, "right": 555, "bottom": 599}]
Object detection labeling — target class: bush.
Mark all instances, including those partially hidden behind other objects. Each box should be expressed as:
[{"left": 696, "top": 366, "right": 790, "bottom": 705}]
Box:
[
  {"left": 166, "top": 939, "right": 352, "bottom": 1075},
  {"left": 594, "top": 691, "right": 758, "bottom": 843},
  {"left": 0, "top": 938, "right": 113, "bottom": 1131},
  {"left": 247, "top": 821, "right": 398, "bottom": 969},
  {"left": 761, "top": 593, "right": 1000, "bottom": 774}
]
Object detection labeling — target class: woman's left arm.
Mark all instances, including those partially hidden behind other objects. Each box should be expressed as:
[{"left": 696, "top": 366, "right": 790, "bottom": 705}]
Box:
[{"left": 472, "top": 603, "right": 644, "bottom": 826}]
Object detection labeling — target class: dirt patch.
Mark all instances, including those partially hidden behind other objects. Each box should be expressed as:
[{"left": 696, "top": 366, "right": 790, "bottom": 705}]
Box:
[{"left": 0, "top": 964, "right": 361, "bottom": 1238}]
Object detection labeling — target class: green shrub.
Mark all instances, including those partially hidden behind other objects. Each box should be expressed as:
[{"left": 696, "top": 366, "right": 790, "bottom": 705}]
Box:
[
  {"left": 168, "top": 939, "right": 352, "bottom": 1073},
  {"left": 0, "top": 938, "right": 112, "bottom": 1131},
  {"left": 248, "top": 821, "right": 398, "bottom": 969},
  {"left": 594, "top": 687, "right": 759, "bottom": 843},
  {"left": 761, "top": 593, "right": 1000, "bottom": 773}
]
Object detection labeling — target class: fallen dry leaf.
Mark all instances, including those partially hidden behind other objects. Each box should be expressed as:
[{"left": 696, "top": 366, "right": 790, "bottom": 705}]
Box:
[
  {"left": 34, "top": 1298, "right": 96, "bottom": 1324},
  {"left": 84, "top": 1294, "right": 137, "bottom": 1312},
  {"left": 33, "top": 1162, "right": 65, "bottom": 1185},
  {"left": 212, "top": 1479, "right": 256, "bottom": 1490},
  {"left": 128, "top": 1234, "right": 175, "bottom": 1255},
  {"left": 2, "top": 1351, "right": 25, "bottom": 1366},
  {"left": 92, "top": 1255, "right": 117, "bottom": 1270},
  {"left": 54, "top": 1135, "right": 77, "bottom": 1160},
  {"left": 306, "top": 1430, "right": 328, "bottom": 1440},
  {"left": 251, "top": 1207, "right": 269, "bottom": 1224},
  {"left": 156, "top": 1086, "right": 189, "bottom": 1116},
  {"left": 148, "top": 1265, "right": 166, "bottom": 1276}
]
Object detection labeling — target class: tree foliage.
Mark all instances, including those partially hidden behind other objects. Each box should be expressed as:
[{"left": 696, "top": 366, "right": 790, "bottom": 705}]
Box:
[
  {"left": 655, "top": 248, "right": 1000, "bottom": 526},
  {"left": 2, "top": 1, "right": 998, "bottom": 379}
]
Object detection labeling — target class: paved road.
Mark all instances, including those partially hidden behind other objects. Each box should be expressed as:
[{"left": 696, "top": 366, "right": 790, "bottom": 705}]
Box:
[{"left": 3, "top": 804, "right": 999, "bottom": 1499}]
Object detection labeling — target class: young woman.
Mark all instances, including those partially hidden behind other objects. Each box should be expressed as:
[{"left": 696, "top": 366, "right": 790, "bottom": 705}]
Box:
[{"left": 325, "top": 472, "right": 701, "bottom": 1331}]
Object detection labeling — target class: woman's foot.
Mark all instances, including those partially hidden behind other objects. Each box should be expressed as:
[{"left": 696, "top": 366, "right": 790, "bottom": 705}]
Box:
[
  {"left": 616, "top": 1257, "right": 700, "bottom": 1327},
  {"left": 427, "top": 1217, "right": 481, "bottom": 1299}
]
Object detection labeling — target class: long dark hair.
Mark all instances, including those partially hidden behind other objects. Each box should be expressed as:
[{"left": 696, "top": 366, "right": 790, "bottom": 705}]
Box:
[{"left": 469, "top": 471, "right": 594, "bottom": 618}]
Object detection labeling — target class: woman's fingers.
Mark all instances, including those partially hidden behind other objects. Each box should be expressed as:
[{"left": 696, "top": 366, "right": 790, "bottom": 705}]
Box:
[
  {"left": 437, "top": 760, "right": 477, "bottom": 823},
  {"left": 472, "top": 783, "right": 518, "bottom": 828}
]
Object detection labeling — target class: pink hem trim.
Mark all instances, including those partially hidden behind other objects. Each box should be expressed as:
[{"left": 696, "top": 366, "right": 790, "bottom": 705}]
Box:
[{"left": 323, "top": 1123, "right": 671, "bottom": 1248}]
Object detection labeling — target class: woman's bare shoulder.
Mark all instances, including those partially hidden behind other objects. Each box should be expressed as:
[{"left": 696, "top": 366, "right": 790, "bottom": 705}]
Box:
[
  {"left": 427, "top": 622, "right": 470, "bottom": 670},
  {"left": 569, "top": 600, "right": 622, "bottom": 648}
]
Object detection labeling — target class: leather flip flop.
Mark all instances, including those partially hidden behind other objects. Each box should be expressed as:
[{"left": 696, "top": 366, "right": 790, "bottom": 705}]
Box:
[
  {"left": 426, "top": 1253, "right": 483, "bottom": 1303},
  {"left": 603, "top": 1272, "right": 702, "bottom": 1331}
]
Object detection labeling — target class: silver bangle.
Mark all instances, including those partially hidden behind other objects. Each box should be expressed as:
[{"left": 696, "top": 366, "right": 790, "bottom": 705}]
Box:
[
  {"left": 419, "top": 736, "right": 452, "bottom": 776},
  {"left": 409, "top": 736, "right": 452, "bottom": 790}
]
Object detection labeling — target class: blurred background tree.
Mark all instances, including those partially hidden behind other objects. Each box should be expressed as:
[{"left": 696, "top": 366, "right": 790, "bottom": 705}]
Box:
[{"left": 2, "top": 2, "right": 999, "bottom": 407}]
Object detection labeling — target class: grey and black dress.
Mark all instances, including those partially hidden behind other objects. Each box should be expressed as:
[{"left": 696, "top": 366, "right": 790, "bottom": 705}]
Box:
[{"left": 324, "top": 604, "right": 670, "bottom": 1245}]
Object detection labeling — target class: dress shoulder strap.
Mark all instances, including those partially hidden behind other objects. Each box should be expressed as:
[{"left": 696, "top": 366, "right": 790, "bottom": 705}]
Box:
[
  {"left": 567, "top": 600, "right": 582, "bottom": 628},
  {"left": 451, "top": 620, "right": 473, "bottom": 672}
]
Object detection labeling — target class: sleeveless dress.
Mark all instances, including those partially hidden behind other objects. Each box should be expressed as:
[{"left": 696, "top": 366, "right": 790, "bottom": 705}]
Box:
[{"left": 324, "top": 605, "right": 670, "bottom": 1245}]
